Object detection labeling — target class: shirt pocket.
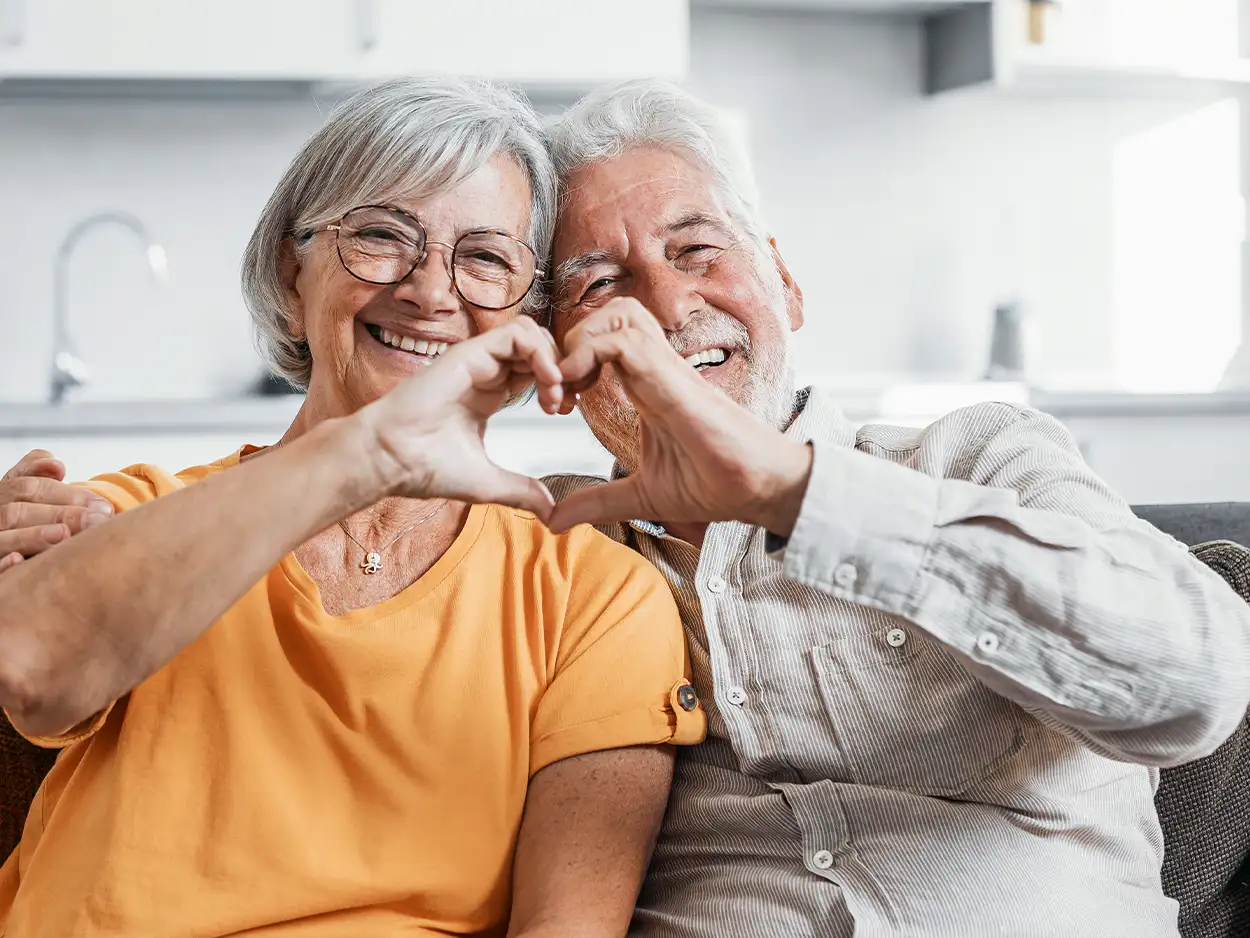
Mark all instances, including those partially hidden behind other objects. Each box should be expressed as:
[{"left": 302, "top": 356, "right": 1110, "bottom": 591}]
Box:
[{"left": 811, "top": 623, "right": 1024, "bottom": 796}]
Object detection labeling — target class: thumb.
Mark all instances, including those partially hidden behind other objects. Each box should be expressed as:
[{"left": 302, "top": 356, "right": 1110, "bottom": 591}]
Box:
[
  {"left": 473, "top": 466, "right": 555, "bottom": 522},
  {"left": 547, "top": 479, "right": 645, "bottom": 534},
  {"left": 6, "top": 450, "right": 65, "bottom": 482}
]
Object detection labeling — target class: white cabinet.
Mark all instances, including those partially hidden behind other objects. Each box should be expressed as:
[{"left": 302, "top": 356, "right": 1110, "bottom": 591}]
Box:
[
  {"left": 0, "top": 0, "right": 689, "bottom": 86},
  {"left": 0, "top": 0, "right": 353, "bottom": 79},
  {"left": 354, "top": 0, "right": 688, "bottom": 86}
]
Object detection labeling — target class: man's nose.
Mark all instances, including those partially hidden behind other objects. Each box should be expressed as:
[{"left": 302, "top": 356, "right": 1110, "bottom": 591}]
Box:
[{"left": 634, "top": 264, "right": 701, "bottom": 333}]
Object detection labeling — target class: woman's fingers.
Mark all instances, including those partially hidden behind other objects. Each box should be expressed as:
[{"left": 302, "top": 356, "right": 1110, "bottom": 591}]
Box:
[{"left": 453, "top": 317, "right": 565, "bottom": 413}]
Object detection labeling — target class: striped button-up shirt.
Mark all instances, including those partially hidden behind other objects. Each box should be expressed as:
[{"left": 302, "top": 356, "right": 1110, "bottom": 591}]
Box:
[{"left": 545, "top": 388, "right": 1250, "bottom": 938}]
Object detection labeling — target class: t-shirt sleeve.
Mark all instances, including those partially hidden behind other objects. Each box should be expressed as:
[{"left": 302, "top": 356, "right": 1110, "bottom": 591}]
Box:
[
  {"left": 6, "top": 467, "right": 166, "bottom": 748},
  {"left": 529, "top": 528, "right": 706, "bottom": 777}
]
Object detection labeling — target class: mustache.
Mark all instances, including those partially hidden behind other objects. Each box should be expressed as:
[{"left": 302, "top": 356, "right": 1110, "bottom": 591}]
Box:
[{"left": 664, "top": 308, "right": 751, "bottom": 356}]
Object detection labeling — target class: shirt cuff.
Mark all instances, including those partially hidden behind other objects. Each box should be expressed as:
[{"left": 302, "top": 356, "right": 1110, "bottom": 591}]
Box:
[
  {"left": 529, "top": 683, "right": 706, "bottom": 778},
  {"left": 778, "top": 439, "right": 940, "bottom": 616}
]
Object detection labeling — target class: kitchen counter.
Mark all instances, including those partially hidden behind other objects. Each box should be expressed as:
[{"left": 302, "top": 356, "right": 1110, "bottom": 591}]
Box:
[
  {"left": 0, "top": 394, "right": 570, "bottom": 437},
  {"left": 7, "top": 387, "right": 1250, "bottom": 437}
]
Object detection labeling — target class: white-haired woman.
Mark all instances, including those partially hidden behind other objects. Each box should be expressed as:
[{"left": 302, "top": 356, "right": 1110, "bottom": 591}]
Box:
[{"left": 0, "top": 78, "right": 703, "bottom": 938}]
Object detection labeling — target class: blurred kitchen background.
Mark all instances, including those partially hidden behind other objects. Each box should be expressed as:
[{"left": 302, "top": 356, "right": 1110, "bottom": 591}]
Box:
[{"left": 2, "top": 0, "right": 1250, "bottom": 503}]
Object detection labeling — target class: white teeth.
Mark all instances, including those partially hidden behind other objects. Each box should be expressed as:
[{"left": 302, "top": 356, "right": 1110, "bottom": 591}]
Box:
[
  {"left": 683, "top": 348, "right": 729, "bottom": 367},
  {"left": 373, "top": 325, "right": 451, "bottom": 357}
]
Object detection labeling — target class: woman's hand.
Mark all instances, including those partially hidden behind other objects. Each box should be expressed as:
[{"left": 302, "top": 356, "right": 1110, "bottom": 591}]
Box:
[{"left": 355, "top": 316, "right": 565, "bottom": 521}]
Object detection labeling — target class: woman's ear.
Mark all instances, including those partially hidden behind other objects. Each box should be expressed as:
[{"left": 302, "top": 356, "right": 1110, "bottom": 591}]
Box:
[
  {"left": 768, "top": 236, "right": 804, "bottom": 332},
  {"left": 278, "top": 237, "right": 307, "bottom": 340}
]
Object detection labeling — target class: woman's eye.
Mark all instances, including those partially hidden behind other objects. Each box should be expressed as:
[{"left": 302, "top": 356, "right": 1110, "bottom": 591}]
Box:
[{"left": 358, "top": 227, "right": 403, "bottom": 242}]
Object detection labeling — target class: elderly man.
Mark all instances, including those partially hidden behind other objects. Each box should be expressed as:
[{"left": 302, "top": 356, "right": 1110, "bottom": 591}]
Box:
[
  {"left": 534, "top": 81, "right": 1250, "bottom": 938},
  {"left": 3, "top": 80, "right": 1249, "bottom": 937}
]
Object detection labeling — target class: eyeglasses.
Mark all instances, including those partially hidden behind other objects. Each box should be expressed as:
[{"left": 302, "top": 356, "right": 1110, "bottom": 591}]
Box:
[{"left": 318, "top": 205, "right": 541, "bottom": 312}]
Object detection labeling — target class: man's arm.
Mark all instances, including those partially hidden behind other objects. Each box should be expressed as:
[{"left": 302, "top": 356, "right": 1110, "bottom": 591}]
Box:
[
  {"left": 551, "top": 298, "right": 1250, "bottom": 768},
  {"left": 775, "top": 403, "right": 1250, "bottom": 766},
  {"left": 507, "top": 746, "right": 672, "bottom": 938}
]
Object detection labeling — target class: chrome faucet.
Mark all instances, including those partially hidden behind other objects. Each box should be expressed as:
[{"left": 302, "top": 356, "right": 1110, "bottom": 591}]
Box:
[{"left": 51, "top": 212, "right": 167, "bottom": 404}]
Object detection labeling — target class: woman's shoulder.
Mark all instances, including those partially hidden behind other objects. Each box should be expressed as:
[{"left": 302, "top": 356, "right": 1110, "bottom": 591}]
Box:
[
  {"left": 486, "top": 504, "right": 662, "bottom": 587},
  {"left": 74, "top": 446, "right": 246, "bottom": 513}
]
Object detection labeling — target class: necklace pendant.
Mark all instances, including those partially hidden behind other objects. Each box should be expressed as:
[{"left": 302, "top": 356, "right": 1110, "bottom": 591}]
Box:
[{"left": 360, "top": 551, "right": 383, "bottom": 575}]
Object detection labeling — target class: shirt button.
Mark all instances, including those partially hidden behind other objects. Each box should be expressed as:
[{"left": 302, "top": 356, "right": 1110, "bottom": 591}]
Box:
[
  {"left": 976, "top": 631, "right": 1000, "bottom": 654},
  {"left": 812, "top": 850, "right": 835, "bottom": 870},
  {"left": 707, "top": 576, "right": 727, "bottom": 594},
  {"left": 886, "top": 628, "right": 907, "bottom": 648},
  {"left": 726, "top": 686, "right": 748, "bottom": 706},
  {"left": 833, "top": 563, "right": 858, "bottom": 589}
]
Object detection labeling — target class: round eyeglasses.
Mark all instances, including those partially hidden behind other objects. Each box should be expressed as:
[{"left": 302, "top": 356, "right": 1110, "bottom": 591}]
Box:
[{"left": 318, "top": 205, "right": 541, "bottom": 312}]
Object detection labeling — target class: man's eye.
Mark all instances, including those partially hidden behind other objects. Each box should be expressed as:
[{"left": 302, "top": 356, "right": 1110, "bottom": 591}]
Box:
[{"left": 579, "top": 276, "right": 616, "bottom": 300}]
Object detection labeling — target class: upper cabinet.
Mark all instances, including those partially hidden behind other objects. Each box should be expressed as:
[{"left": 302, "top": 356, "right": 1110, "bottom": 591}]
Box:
[
  {"left": 925, "top": 0, "right": 1250, "bottom": 95},
  {"left": 0, "top": 0, "right": 353, "bottom": 79},
  {"left": 0, "top": 0, "right": 689, "bottom": 88},
  {"left": 354, "top": 0, "right": 689, "bottom": 87}
]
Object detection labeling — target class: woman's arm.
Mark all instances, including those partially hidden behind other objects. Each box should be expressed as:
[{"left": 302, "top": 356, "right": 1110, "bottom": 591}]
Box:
[
  {"left": 507, "top": 746, "right": 674, "bottom": 938},
  {"left": 0, "top": 319, "right": 563, "bottom": 739}
]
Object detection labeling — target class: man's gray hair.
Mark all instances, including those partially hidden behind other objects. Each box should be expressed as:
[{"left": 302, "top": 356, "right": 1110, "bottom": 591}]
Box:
[
  {"left": 242, "top": 76, "right": 555, "bottom": 388},
  {"left": 546, "top": 79, "right": 768, "bottom": 249}
]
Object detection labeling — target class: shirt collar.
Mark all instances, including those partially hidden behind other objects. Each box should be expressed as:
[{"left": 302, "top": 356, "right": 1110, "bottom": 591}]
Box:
[{"left": 614, "top": 386, "right": 857, "bottom": 537}]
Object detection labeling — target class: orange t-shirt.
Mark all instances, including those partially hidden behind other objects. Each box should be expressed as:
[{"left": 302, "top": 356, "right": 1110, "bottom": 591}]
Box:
[{"left": 0, "top": 449, "right": 704, "bottom": 937}]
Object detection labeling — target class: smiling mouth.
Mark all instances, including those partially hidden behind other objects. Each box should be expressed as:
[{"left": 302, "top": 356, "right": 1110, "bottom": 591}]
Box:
[
  {"left": 365, "top": 323, "right": 451, "bottom": 360},
  {"left": 682, "top": 348, "right": 733, "bottom": 373}
]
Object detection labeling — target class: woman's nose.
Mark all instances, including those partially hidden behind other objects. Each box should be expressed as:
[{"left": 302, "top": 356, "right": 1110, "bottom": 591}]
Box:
[{"left": 394, "top": 242, "right": 458, "bottom": 314}]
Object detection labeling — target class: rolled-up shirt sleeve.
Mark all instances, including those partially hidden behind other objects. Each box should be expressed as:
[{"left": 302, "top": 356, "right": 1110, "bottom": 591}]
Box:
[{"left": 775, "top": 402, "right": 1250, "bottom": 767}]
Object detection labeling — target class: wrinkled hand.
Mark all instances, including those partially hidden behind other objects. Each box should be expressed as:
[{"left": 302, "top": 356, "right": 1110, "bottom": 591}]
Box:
[
  {"left": 355, "top": 316, "right": 565, "bottom": 520},
  {"left": 0, "top": 449, "right": 113, "bottom": 572},
  {"left": 548, "top": 299, "right": 812, "bottom": 535}
]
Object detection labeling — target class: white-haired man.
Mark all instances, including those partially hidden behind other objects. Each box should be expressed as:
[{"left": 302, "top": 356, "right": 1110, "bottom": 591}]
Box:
[{"left": 537, "top": 81, "right": 1250, "bottom": 937}]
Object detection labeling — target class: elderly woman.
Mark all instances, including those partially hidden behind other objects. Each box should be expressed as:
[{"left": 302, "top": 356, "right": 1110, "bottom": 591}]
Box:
[{"left": 0, "top": 78, "right": 703, "bottom": 938}]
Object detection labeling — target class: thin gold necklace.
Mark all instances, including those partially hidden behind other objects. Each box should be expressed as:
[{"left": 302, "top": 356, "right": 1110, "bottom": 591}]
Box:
[{"left": 339, "top": 501, "right": 448, "bottom": 575}]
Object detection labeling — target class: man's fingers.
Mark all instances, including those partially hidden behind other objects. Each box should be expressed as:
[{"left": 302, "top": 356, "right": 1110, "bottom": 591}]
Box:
[
  {"left": 0, "top": 523, "right": 71, "bottom": 559},
  {"left": 0, "top": 551, "right": 22, "bottom": 574},
  {"left": 0, "top": 474, "right": 110, "bottom": 511},
  {"left": 0, "top": 502, "right": 110, "bottom": 534},
  {"left": 3, "top": 449, "right": 67, "bottom": 483},
  {"left": 547, "top": 479, "right": 646, "bottom": 534}
]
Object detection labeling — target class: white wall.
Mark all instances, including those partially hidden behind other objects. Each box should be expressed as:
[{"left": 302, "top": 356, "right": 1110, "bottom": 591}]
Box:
[
  {"left": 0, "top": 7, "right": 1243, "bottom": 403},
  {"left": 687, "top": 6, "right": 1247, "bottom": 390},
  {"left": 0, "top": 94, "right": 329, "bottom": 402}
]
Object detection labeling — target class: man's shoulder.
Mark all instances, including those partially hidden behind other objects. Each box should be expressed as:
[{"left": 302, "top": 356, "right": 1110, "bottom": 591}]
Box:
[
  {"left": 850, "top": 402, "right": 1070, "bottom": 482},
  {"left": 542, "top": 472, "right": 631, "bottom": 545}
]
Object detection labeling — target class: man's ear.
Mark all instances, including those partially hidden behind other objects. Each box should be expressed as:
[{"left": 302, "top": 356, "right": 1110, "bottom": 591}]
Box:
[
  {"left": 768, "top": 236, "right": 804, "bottom": 332},
  {"left": 278, "top": 236, "right": 307, "bottom": 340}
]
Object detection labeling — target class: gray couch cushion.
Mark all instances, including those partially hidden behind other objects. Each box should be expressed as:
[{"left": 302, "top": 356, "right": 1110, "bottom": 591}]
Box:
[{"left": 1134, "top": 503, "right": 1250, "bottom": 548}]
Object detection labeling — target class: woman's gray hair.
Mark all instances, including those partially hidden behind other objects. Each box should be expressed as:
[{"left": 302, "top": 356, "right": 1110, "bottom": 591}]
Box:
[
  {"left": 546, "top": 79, "right": 768, "bottom": 250},
  {"left": 242, "top": 76, "right": 555, "bottom": 388}
]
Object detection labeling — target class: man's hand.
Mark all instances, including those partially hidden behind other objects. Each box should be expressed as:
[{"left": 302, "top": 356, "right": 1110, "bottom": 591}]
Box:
[
  {"left": 0, "top": 450, "right": 113, "bottom": 573},
  {"left": 355, "top": 316, "right": 565, "bottom": 521},
  {"left": 548, "top": 298, "right": 812, "bottom": 535}
]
